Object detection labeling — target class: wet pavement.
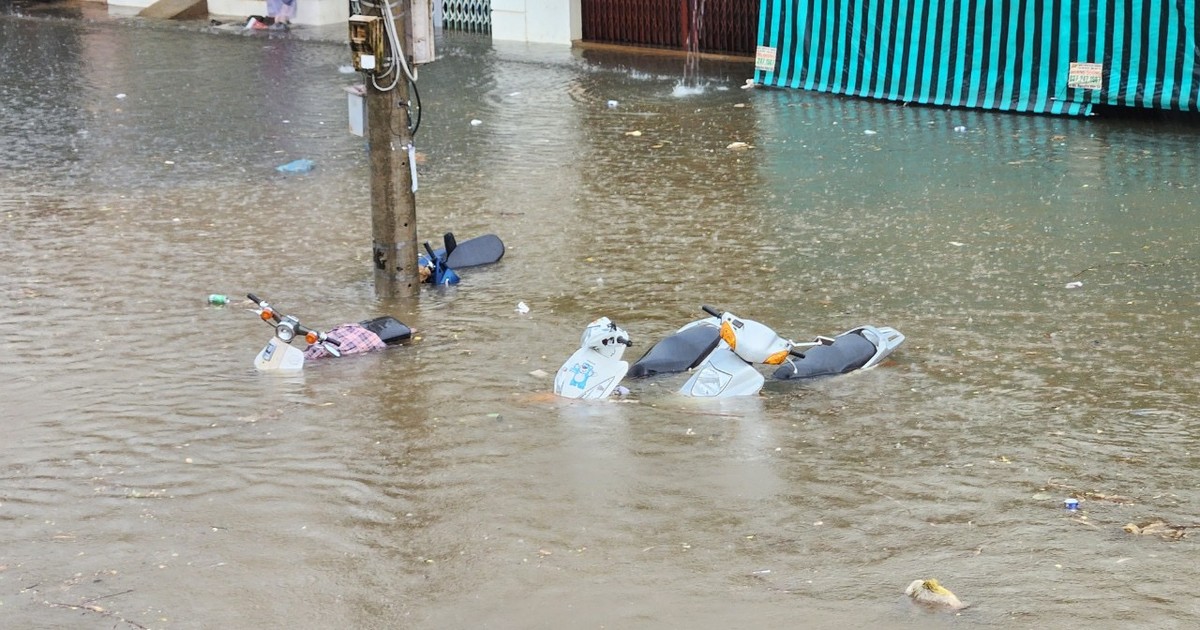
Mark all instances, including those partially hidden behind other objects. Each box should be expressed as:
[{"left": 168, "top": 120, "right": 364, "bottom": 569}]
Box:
[{"left": 3, "top": 3, "right": 1200, "bottom": 628}]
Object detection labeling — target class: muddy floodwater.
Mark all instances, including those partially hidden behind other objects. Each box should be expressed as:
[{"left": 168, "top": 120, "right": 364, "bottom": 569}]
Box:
[{"left": 3, "top": 4, "right": 1200, "bottom": 629}]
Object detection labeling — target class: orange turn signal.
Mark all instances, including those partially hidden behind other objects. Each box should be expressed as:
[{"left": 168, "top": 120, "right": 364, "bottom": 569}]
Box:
[
  {"left": 764, "top": 350, "right": 790, "bottom": 365},
  {"left": 305, "top": 331, "right": 319, "bottom": 344},
  {"left": 260, "top": 309, "right": 275, "bottom": 321},
  {"left": 719, "top": 321, "right": 737, "bottom": 350}
]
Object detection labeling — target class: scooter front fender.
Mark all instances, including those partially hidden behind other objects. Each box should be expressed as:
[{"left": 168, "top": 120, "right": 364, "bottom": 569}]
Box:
[
  {"left": 680, "top": 346, "right": 764, "bottom": 397},
  {"left": 255, "top": 339, "right": 306, "bottom": 371},
  {"left": 554, "top": 346, "right": 630, "bottom": 400}
]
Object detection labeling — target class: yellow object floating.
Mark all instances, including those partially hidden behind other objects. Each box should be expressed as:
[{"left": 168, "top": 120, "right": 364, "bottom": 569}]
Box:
[{"left": 905, "top": 578, "right": 966, "bottom": 610}]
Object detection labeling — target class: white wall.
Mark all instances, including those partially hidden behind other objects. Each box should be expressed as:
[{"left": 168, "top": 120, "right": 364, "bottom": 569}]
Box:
[
  {"left": 207, "top": 0, "right": 348, "bottom": 24},
  {"left": 491, "top": 0, "right": 579, "bottom": 45},
  {"left": 104, "top": 0, "right": 349, "bottom": 25}
]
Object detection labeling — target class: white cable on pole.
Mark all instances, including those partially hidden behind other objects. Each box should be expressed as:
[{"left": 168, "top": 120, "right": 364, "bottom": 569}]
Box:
[{"left": 383, "top": 0, "right": 418, "bottom": 84}]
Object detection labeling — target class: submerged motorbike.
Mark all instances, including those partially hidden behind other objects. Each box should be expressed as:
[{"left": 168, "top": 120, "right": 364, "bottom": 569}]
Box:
[
  {"left": 553, "top": 317, "right": 634, "bottom": 399},
  {"left": 418, "top": 232, "right": 506, "bottom": 285},
  {"left": 248, "top": 293, "right": 413, "bottom": 371},
  {"left": 555, "top": 306, "right": 904, "bottom": 399}
]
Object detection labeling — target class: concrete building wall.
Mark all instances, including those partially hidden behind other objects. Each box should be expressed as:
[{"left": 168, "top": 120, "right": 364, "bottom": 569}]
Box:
[
  {"left": 104, "top": 0, "right": 579, "bottom": 41},
  {"left": 491, "top": 0, "right": 579, "bottom": 45},
  {"left": 208, "top": 0, "right": 348, "bottom": 24}
]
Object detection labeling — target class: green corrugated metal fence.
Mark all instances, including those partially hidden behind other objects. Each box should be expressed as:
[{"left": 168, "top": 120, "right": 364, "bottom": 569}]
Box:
[{"left": 754, "top": 0, "right": 1200, "bottom": 116}]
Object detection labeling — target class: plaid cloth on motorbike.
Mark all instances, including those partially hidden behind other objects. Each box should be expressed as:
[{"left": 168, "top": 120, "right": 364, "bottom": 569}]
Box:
[{"left": 303, "top": 323, "right": 386, "bottom": 360}]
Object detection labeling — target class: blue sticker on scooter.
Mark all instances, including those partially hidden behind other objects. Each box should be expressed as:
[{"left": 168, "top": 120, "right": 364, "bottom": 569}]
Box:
[{"left": 568, "top": 361, "right": 595, "bottom": 389}]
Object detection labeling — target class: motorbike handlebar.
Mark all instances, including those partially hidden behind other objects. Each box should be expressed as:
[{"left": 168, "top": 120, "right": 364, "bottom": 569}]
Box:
[
  {"left": 701, "top": 305, "right": 722, "bottom": 318},
  {"left": 293, "top": 323, "right": 339, "bottom": 346},
  {"left": 247, "top": 293, "right": 263, "bottom": 305}
]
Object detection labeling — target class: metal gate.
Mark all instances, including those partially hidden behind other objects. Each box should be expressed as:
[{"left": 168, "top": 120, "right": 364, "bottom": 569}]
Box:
[
  {"left": 581, "top": 0, "right": 757, "bottom": 57},
  {"left": 443, "top": 0, "right": 491, "bottom": 34}
]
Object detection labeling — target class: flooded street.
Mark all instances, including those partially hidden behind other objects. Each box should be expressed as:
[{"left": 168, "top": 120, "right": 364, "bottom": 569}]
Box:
[{"left": 3, "top": 5, "right": 1200, "bottom": 628}]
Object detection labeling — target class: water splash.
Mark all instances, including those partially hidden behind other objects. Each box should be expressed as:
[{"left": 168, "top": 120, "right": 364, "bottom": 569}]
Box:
[
  {"left": 678, "top": 0, "right": 707, "bottom": 94},
  {"left": 672, "top": 83, "right": 707, "bottom": 98}
]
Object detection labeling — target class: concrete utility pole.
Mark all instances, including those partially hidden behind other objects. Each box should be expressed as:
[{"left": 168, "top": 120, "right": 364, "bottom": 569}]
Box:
[{"left": 361, "top": 2, "right": 418, "bottom": 298}]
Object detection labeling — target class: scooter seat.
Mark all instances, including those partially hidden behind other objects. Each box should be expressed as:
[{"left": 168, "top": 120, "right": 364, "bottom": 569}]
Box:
[
  {"left": 359, "top": 316, "right": 413, "bottom": 345},
  {"left": 628, "top": 324, "right": 721, "bottom": 378},
  {"left": 772, "top": 332, "right": 876, "bottom": 380}
]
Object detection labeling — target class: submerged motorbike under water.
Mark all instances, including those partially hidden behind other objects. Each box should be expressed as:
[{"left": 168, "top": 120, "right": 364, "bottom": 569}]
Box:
[
  {"left": 248, "top": 293, "right": 413, "bottom": 372},
  {"left": 555, "top": 306, "right": 904, "bottom": 399},
  {"left": 553, "top": 317, "right": 634, "bottom": 399},
  {"left": 417, "top": 232, "right": 506, "bottom": 286}
]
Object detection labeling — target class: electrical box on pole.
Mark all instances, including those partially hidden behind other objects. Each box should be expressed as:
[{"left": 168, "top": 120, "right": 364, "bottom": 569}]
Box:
[{"left": 408, "top": 0, "right": 436, "bottom": 65}]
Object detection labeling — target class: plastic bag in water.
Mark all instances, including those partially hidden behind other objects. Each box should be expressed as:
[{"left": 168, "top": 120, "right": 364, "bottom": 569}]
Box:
[{"left": 276, "top": 159, "right": 315, "bottom": 173}]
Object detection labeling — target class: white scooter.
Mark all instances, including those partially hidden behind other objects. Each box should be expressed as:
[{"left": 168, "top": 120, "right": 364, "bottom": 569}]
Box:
[
  {"left": 553, "top": 317, "right": 633, "bottom": 399},
  {"left": 556, "top": 306, "right": 904, "bottom": 399},
  {"left": 248, "top": 293, "right": 413, "bottom": 372}
]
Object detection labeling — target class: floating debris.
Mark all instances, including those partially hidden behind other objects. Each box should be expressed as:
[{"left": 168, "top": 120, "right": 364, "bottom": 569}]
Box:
[
  {"left": 905, "top": 578, "right": 967, "bottom": 610},
  {"left": 276, "top": 159, "right": 315, "bottom": 174},
  {"left": 726, "top": 141, "right": 752, "bottom": 151},
  {"left": 1123, "top": 520, "right": 1188, "bottom": 540}
]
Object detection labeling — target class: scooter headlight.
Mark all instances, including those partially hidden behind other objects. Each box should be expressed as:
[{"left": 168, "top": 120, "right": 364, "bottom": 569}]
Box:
[{"left": 275, "top": 316, "right": 300, "bottom": 343}]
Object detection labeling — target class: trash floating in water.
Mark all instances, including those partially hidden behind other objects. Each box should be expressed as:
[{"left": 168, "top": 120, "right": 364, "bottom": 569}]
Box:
[
  {"left": 1124, "top": 520, "right": 1189, "bottom": 540},
  {"left": 606, "top": 100, "right": 619, "bottom": 108},
  {"left": 954, "top": 125, "right": 967, "bottom": 132},
  {"left": 276, "top": 159, "right": 315, "bottom": 173},
  {"left": 949, "top": 241, "right": 964, "bottom": 247},
  {"left": 1064, "top": 498, "right": 1079, "bottom": 511},
  {"left": 741, "top": 79, "right": 756, "bottom": 89},
  {"left": 726, "top": 141, "right": 752, "bottom": 151},
  {"left": 116, "top": 93, "right": 127, "bottom": 99},
  {"left": 515, "top": 301, "right": 530, "bottom": 314},
  {"left": 207, "top": 294, "right": 229, "bottom": 306},
  {"left": 864, "top": 129, "right": 877, "bottom": 135},
  {"left": 905, "top": 578, "right": 966, "bottom": 610},
  {"left": 624, "top": 130, "right": 642, "bottom": 137},
  {"left": 1065, "top": 281, "right": 1083, "bottom": 289},
  {"left": 470, "top": 119, "right": 482, "bottom": 126}
]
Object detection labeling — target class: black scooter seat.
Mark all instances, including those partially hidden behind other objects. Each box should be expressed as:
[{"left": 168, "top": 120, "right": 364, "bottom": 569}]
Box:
[
  {"left": 359, "top": 316, "right": 413, "bottom": 345},
  {"left": 628, "top": 324, "right": 721, "bottom": 378},
  {"left": 772, "top": 332, "right": 876, "bottom": 380}
]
